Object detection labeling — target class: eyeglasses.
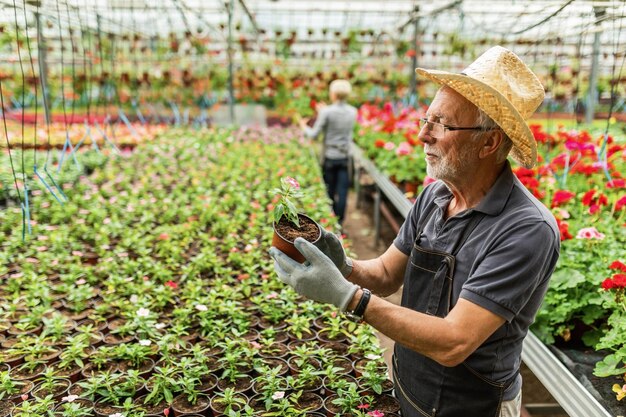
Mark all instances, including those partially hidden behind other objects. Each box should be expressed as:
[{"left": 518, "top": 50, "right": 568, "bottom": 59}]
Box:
[{"left": 419, "top": 117, "right": 491, "bottom": 140}]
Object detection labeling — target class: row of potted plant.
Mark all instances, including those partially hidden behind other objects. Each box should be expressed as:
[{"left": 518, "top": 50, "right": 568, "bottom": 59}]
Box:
[{"left": 0, "top": 126, "right": 398, "bottom": 416}]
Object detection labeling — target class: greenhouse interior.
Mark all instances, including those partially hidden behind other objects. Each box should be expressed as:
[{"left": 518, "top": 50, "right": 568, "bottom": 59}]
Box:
[{"left": 0, "top": 0, "right": 626, "bottom": 416}]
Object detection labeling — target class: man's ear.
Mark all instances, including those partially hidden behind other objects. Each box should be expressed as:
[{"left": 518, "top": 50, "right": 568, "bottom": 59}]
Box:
[{"left": 479, "top": 129, "right": 504, "bottom": 159}]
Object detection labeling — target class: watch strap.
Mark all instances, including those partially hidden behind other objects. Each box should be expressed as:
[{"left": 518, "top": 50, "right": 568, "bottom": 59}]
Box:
[{"left": 351, "top": 288, "right": 371, "bottom": 319}]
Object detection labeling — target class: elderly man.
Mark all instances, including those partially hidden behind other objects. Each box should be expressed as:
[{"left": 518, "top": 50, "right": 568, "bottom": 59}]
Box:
[{"left": 270, "top": 46, "right": 560, "bottom": 417}]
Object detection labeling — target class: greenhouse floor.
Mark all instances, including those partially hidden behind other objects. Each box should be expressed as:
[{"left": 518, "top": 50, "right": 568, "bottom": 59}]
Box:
[{"left": 342, "top": 189, "right": 568, "bottom": 417}]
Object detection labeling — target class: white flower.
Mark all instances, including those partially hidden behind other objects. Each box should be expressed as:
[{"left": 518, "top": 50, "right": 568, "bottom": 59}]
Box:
[
  {"left": 76, "top": 278, "right": 86, "bottom": 285},
  {"left": 136, "top": 307, "right": 151, "bottom": 317},
  {"left": 62, "top": 394, "right": 79, "bottom": 402},
  {"left": 109, "top": 414, "right": 125, "bottom": 417},
  {"left": 155, "top": 322, "right": 166, "bottom": 330},
  {"left": 130, "top": 294, "right": 138, "bottom": 303},
  {"left": 272, "top": 391, "right": 285, "bottom": 400},
  {"left": 139, "top": 339, "right": 152, "bottom": 346},
  {"left": 365, "top": 354, "right": 381, "bottom": 361},
  {"left": 195, "top": 304, "right": 208, "bottom": 312}
]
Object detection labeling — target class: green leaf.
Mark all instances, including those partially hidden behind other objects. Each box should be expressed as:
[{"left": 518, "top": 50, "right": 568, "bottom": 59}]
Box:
[
  {"left": 273, "top": 204, "right": 285, "bottom": 223},
  {"left": 550, "top": 269, "right": 586, "bottom": 289},
  {"left": 593, "top": 354, "right": 625, "bottom": 377}
]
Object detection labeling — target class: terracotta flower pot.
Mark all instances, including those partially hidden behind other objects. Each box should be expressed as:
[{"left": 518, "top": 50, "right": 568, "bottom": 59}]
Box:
[{"left": 271, "top": 213, "right": 321, "bottom": 263}]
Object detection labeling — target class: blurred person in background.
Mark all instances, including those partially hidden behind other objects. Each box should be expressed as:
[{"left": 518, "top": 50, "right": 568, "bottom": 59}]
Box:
[{"left": 299, "top": 79, "right": 357, "bottom": 226}]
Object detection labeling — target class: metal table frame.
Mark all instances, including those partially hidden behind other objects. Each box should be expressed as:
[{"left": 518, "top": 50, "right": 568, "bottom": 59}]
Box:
[{"left": 351, "top": 145, "right": 612, "bottom": 417}]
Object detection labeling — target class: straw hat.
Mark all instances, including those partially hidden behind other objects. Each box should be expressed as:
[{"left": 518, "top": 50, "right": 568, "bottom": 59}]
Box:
[{"left": 415, "top": 46, "right": 544, "bottom": 168}]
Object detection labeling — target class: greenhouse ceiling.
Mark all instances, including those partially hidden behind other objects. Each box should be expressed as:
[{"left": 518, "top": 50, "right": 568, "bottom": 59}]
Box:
[{"left": 0, "top": 0, "right": 625, "bottom": 75}]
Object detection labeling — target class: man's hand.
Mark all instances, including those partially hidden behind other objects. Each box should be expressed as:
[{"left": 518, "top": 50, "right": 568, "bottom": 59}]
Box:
[
  {"left": 269, "top": 238, "right": 358, "bottom": 311},
  {"left": 314, "top": 229, "right": 352, "bottom": 277}
]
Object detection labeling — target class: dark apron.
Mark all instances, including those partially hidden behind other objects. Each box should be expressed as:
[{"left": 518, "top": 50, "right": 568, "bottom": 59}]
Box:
[{"left": 393, "top": 203, "right": 517, "bottom": 417}]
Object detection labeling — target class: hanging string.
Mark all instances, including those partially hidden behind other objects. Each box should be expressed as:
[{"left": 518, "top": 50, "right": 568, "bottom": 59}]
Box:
[
  {"left": 21, "top": 0, "right": 39, "bottom": 163},
  {"left": 65, "top": 0, "right": 78, "bottom": 128},
  {"left": 12, "top": 0, "right": 27, "bottom": 187},
  {"left": 56, "top": 0, "right": 69, "bottom": 135},
  {"left": 0, "top": 81, "right": 23, "bottom": 204}
]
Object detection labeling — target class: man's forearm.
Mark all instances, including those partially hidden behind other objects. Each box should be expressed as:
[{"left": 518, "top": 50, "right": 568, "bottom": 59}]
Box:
[{"left": 348, "top": 258, "right": 402, "bottom": 297}]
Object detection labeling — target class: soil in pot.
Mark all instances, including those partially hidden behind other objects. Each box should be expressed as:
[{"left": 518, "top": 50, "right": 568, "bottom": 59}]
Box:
[
  {"left": 117, "top": 358, "right": 155, "bottom": 376},
  {"left": 171, "top": 393, "right": 210, "bottom": 416},
  {"left": 9, "top": 362, "right": 47, "bottom": 381},
  {"left": 371, "top": 393, "right": 401, "bottom": 414},
  {"left": 94, "top": 400, "right": 123, "bottom": 417},
  {"left": 295, "top": 391, "right": 324, "bottom": 413},
  {"left": 272, "top": 214, "right": 321, "bottom": 263},
  {"left": 217, "top": 375, "right": 254, "bottom": 393},
  {"left": 32, "top": 378, "right": 71, "bottom": 401},
  {"left": 134, "top": 394, "right": 171, "bottom": 415},
  {"left": 259, "top": 358, "right": 289, "bottom": 376},
  {"left": 0, "top": 401, "right": 13, "bottom": 417},
  {"left": 259, "top": 342, "right": 290, "bottom": 359},
  {"left": 209, "top": 392, "right": 248, "bottom": 416}
]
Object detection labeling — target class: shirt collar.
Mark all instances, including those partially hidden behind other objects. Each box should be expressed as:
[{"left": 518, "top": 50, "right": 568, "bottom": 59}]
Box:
[
  {"left": 474, "top": 161, "right": 515, "bottom": 216},
  {"left": 430, "top": 161, "right": 515, "bottom": 216}
]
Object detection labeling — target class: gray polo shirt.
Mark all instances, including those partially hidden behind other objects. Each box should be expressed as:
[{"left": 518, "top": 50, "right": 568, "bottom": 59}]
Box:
[
  {"left": 393, "top": 162, "right": 560, "bottom": 399},
  {"left": 304, "top": 101, "right": 357, "bottom": 160}
]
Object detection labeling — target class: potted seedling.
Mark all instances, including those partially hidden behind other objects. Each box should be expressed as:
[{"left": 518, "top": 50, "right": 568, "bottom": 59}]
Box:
[{"left": 270, "top": 176, "right": 321, "bottom": 263}]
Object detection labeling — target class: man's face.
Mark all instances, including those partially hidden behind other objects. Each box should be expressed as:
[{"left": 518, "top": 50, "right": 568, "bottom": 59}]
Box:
[{"left": 418, "top": 87, "right": 482, "bottom": 183}]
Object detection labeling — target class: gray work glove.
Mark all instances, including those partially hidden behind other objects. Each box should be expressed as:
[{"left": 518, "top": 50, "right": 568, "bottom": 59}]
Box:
[
  {"left": 269, "top": 237, "right": 358, "bottom": 311},
  {"left": 314, "top": 228, "right": 353, "bottom": 278}
]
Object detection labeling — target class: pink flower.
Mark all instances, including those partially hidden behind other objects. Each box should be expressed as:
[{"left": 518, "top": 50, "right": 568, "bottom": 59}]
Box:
[
  {"left": 383, "top": 142, "right": 395, "bottom": 151},
  {"left": 368, "top": 411, "right": 385, "bottom": 417},
  {"left": 395, "top": 142, "right": 412, "bottom": 156},
  {"left": 266, "top": 292, "right": 278, "bottom": 299},
  {"left": 576, "top": 227, "right": 605, "bottom": 240},
  {"left": 284, "top": 177, "right": 300, "bottom": 189},
  {"left": 357, "top": 403, "right": 370, "bottom": 409},
  {"left": 423, "top": 176, "right": 436, "bottom": 187},
  {"left": 164, "top": 280, "right": 178, "bottom": 289}
]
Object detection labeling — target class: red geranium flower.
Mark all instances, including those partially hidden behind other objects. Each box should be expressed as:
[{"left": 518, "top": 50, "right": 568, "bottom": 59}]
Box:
[
  {"left": 601, "top": 277, "right": 615, "bottom": 290},
  {"left": 551, "top": 190, "right": 575, "bottom": 208},
  {"left": 164, "top": 280, "right": 177, "bottom": 289},
  {"left": 606, "top": 179, "right": 626, "bottom": 189},
  {"left": 613, "top": 273, "right": 626, "bottom": 288},
  {"left": 615, "top": 196, "right": 626, "bottom": 211},
  {"left": 556, "top": 219, "right": 573, "bottom": 241},
  {"left": 609, "top": 260, "right": 626, "bottom": 272}
]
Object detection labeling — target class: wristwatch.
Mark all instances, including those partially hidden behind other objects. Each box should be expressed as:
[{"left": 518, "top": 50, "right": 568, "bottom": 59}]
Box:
[{"left": 345, "top": 288, "right": 371, "bottom": 322}]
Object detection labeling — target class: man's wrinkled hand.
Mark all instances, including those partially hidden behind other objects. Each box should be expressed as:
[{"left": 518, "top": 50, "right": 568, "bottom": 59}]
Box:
[{"left": 269, "top": 238, "right": 358, "bottom": 311}]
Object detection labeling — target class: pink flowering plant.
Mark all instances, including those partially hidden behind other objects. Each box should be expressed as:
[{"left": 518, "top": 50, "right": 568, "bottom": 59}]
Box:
[{"left": 271, "top": 176, "right": 304, "bottom": 227}]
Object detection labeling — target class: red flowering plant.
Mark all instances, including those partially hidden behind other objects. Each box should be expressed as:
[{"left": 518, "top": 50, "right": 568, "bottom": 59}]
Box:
[{"left": 593, "top": 260, "right": 626, "bottom": 400}]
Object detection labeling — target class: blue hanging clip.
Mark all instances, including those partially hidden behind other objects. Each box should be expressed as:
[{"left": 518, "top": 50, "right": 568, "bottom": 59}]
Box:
[
  {"left": 57, "top": 131, "right": 80, "bottom": 172},
  {"left": 44, "top": 164, "right": 68, "bottom": 202},
  {"left": 34, "top": 164, "right": 63, "bottom": 204},
  {"left": 169, "top": 101, "right": 181, "bottom": 126},
  {"left": 118, "top": 108, "right": 141, "bottom": 141},
  {"left": 21, "top": 181, "right": 32, "bottom": 239},
  {"left": 94, "top": 121, "right": 120, "bottom": 154},
  {"left": 132, "top": 99, "right": 146, "bottom": 125}
]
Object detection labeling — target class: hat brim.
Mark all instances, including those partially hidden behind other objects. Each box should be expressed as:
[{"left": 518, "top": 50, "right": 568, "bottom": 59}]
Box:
[{"left": 415, "top": 68, "right": 537, "bottom": 168}]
